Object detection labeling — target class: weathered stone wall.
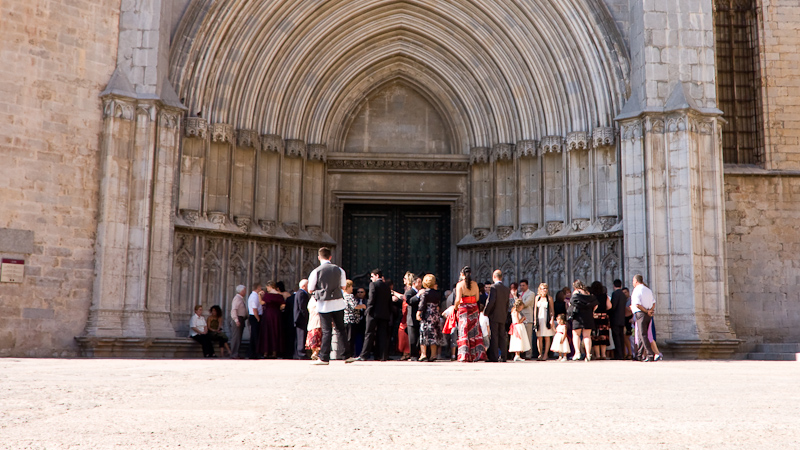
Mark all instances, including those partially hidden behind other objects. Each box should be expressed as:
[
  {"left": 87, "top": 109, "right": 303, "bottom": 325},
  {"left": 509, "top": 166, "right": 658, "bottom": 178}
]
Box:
[
  {"left": 725, "top": 172, "right": 800, "bottom": 342},
  {"left": 0, "top": 0, "right": 120, "bottom": 356},
  {"left": 759, "top": 1, "right": 800, "bottom": 170}
]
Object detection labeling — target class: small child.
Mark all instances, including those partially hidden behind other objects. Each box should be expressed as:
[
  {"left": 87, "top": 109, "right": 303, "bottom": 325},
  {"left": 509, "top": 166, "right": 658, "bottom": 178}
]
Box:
[
  {"left": 478, "top": 302, "right": 490, "bottom": 350},
  {"left": 508, "top": 298, "right": 531, "bottom": 362},
  {"left": 550, "top": 314, "right": 571, "bottom": 361},
  {"left": 306, "top": 297, "right": 322, "bottom": 360}
]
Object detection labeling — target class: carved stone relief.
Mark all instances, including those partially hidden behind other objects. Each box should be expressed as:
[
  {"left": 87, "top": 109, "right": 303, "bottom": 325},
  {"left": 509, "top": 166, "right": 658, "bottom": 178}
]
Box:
[
  {"left": 285, "top": 139, "right": 307, "bottom": 158},
  {"left": 469, "top": 147, "right": 490, "bottom": 164},
  {"left": 261, "top": 134, "right": 284, "bottom": 153},
  {"left": 208, "top": 212, "right": 226, "bottom": 225},
  {"left": 184, "top": 117, "right": 208, "bottom": 139},
  {"left": 308, "top": 144, "right": 327, "bottom": 162},
  {"left": 546, "top": 221, "right": 563, "bottom": 236},
  {"left": 566, "top": 131, "right": 590, "bottom": 151},
  {"left": 592, "top": 127, "right": 615, "bottom": 148},
  {"left": 516, "top": 140, "right": 538, "bottom": 158},
  {"left": 237, "top": 130, "right": 260, "bottom": 149},
  {"left": 103, "top": 98, "right": 135, "bottom": 120},
  {"left": 571, "top": 218, "right": 590, "bottom": 232},
  {"left": 234, "top": 217, "right": 251, "bottom": 233},
  {"left": 282, "top": 222, "right": 300, "bottom": 238},
  {"left": 472, "top": 227, "right": 489, "bottom": 241},
  {"left": 259, "top": 220, "right": 277, "bottom": 234},
  {"left": 210, "top": 123, "right": 234, "bottom": 143},
  {"left": 520, "top": 223, "right": 538, "bottom": 238},
  {"left": 496, "top": 226, "right": 513, "bottom": 240},
  {"left": 598, "top": 216, "right": 618, "bottom": 231},
  {"left": 327, "top": 159, "right": 468, "bottom": 172},
  {"left": 572, "top": 242, "right": 593, "bottom": 282},
  {"left": 540, "top": 136, "right": 563, "bottom": 154},
  {"left": 180, "top": 209, "right": 200, "bottom": 225},
  {"left": 491, "top": 143, "right": 514, "bottom": 162}
]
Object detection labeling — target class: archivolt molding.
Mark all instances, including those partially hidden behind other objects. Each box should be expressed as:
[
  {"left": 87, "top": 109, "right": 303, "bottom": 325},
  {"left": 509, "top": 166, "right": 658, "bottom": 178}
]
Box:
[{"left": 169, "top": 0, "right": 629, "bottom": 153}]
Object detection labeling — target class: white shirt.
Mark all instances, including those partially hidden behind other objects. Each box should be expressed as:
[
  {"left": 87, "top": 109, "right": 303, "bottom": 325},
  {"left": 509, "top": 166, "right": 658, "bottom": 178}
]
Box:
[
  {"left": 231, "top": 293, "right": 246, "bottom": 320},
  {"left": 631, "top": 284, "right": 655, "bottom": 314},
  {"left": 189, "top": 313, "right": 206, "bottom": 337},
  {"left": 307, "top": 260, "right": 347, "bottom": 314},
  {"left": 479, "top": 312, "right": 490, "bottom": 338},
  {"left": 248, "top": 291, "right": 262, "bottom": 316}
]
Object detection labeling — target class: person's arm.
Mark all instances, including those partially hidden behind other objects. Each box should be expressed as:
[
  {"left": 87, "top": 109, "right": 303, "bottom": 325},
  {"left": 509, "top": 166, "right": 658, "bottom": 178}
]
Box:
[
  {"left": 485, "top": 287, "right": 496, "bottom": 317},
  {"left": 523, "top": 291, "right": 535, "bottom": 309},
  {"left": 454, "top": 283, "right": 462, "bottom": 309},
  {"left": 250, "top": 297, "right": 260, "bottom": 321},
  {"left": 549, "top": 296, "right": 555, "bottom": 324},
  {"left": 367, "top": 283, "right": 377, "bottom": 315},
  {"left": 231, "top": 299, "right": 240, "bottom": 325}
]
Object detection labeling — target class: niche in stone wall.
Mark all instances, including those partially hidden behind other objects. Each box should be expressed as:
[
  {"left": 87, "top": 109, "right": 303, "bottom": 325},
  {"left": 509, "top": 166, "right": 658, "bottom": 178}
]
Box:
[{"left": 344, "top": 81, "right": 451, "bottom": 154}]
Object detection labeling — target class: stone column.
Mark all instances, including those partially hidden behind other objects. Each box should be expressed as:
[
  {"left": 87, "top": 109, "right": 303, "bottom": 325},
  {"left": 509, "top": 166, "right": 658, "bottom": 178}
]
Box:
[
  {"left": 469, "top": 147, "right": 491, "bottom": 240},
  {"left": 257, "top": 134, "right": 283, "bottom": 234},
  {"left": 620, "top": 0, "right": 739, "bottom": 357},
  {"left": 231, "top": 130, "right": 259, "bottom": 233},
  {"left": 516, "top": 140, "right": 540, "bottom": 238},
  {"left": 593, "top": 127, "right": 619, "bottom": 231},
  {"left": 280, "top": 140, "right": 306, "bottom": 238},
  {"left": 178, "top": 118, "right": 207, "bottom": 222},
  {"left": 303, "top": 144, "right": 327, "bottom": 237},
  {"left": 541, "top": 136, "right": 565, "bottom": 236},
  {"left": 206, "top": 124, "right": 234, "bottom": 224},
  {"left": 492, "top": 144, "right": 515, "bottom": 239},
  {"left": 567, "top": 132, "right": 592, "bottom": 232}
]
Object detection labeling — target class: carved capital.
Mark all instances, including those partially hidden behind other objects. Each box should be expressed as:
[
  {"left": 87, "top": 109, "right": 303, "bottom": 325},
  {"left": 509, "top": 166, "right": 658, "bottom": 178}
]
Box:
[
  {"left": 496, "top": 226, "right": 513, "bottom": 240},
  {"left": 180, "top": 209, "right": 199, "bottom": 225},
  {"left": 308, "top": 144, "right": 327, "bottom": 162},
  {"left": 592, "top": 127, "right": 615, "bottom": 148},
  {"left": 282, "top": 222, "right": 300, "bottom": 237},
  {"left": 184, "top": 117, "right": 208, "bottom": 139},
  {"left": 520, "top": 223, "right": 538, "bottom": 238},
  {"left": 491, "top": 143, "right": 514, "bottom": 162},
  {"left": 516, "top": 140, "right": 538, "bottom": 158},
  {"left": 210, "top": 123, "right": 234, "bottom": 143},
  {"left": 259, "top": 220, "right": 277, "bottom": 234},
  {"left": 305, "top": 225, "right": 322, "bottom": 239},
  {"left": 546, "top": 221, "right": 563, "bottom": 236},
  {"left": 237, "top": 130, "right": 260, "bottom": 149},
  {"left": 470, "top": 147, "right": 490, "bottom": 165},
  {"left": 571, "top": 218, "right": 590, "bottom": 232},
  {"left": 207, "top": 212, "right": 227, "bottom": 225},
  {"left": 234, "top": 216, "right": 251, "bottom": 233},
  {"left": 103, "top": 98, "right": 135, "bottom": 121},
  {"left": 598, "top": 216, "right": 618, "bottom": 231},
  {"left": 261, "top": 134, "right": 284, "bottom": 154},
  {"left": 285, "top": 140, "right": 306, "bottom": 158},
  {"left": 540, "top": 136, "right": 563, "bottom": 154},
  {"left": 566, "top": 132, "right": 590, "bottom": 152},
  {"left": 472, "top": 227, "right": 489, "bottom": 241}
]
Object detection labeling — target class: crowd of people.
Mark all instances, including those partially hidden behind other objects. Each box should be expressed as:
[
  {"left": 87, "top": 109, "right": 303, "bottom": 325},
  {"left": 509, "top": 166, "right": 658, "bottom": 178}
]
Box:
[{"left": 189, "top": 247, "right": 662, "bottom": 363}]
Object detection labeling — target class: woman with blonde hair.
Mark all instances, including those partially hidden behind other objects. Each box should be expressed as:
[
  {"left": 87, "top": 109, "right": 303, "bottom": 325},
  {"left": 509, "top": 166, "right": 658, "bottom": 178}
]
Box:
[
  {"left": 533, "top": 283, "right": 555, "bottom": 361},
  {"left": 416, "top": 274, "right": 445, "bottom": 361}
]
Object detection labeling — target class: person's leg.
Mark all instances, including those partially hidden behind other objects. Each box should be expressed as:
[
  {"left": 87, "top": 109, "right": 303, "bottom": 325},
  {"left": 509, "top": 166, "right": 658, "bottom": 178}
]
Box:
[
  {"left": 377, "top": 319, "right": 389, "bottom": 360},
  {"left": 536, "top": 336, "right": 544, "bottom": 360},
  {"left": 634, "top": 312, "right": 648, "bottom": 359},
  {"left": 487, "top": 321, "right": 499, "bottom": 362},
  {"left": 409, "top": 326, "right": 420, "bottom": 359},
  {"left": 247, "top": 316, "right": 260, "bottom": 359},
  {"left": 640, "top": 314, "right": 654, "bottom": 358},
  {"left": 318, "top": 312, "right": 334, "bottom": 362},
  {"left": 612, "top": 325, "right": 624, "bottom": 359},
  {"left": 498, "top": 322, "right": 509, "bottom": 362},
  {"left": 346, "top": 324, "right": 355, "bottom": 359},
  {"left": 419, "top": 344, "right": 427, "bottom": 360},
  {"left": 524, "top": 322, "right": 534, "bottom": 359},
  {"left": 430, "top": 344, "right": 438, "bottom": 360},
  {"left": 572, "top": 328, "right": 582, "bottom": 360},
  {"left": 332, "top": 310, "right": 347, "bottom": 360},
  {"left": 582, "top": 329, "right": 592, "bottom": 360},
  {"left": 295, "top": 327, "right": 307, "bottom": 359},
  {"left": 359, "top": 316, "right": 377, "bottom": 359},
  {"left": 543, "top": 336, "right": 551, "bottom": 360},
  {"left": 229, "top": 319, "right": 241, "bottom": 357}
]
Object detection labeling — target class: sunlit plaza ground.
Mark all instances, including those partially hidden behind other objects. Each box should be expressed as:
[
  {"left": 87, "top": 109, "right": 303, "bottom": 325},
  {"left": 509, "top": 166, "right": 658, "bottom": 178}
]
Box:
[{"left": 1, "top": 358, "right": 798, "bottom": 449}]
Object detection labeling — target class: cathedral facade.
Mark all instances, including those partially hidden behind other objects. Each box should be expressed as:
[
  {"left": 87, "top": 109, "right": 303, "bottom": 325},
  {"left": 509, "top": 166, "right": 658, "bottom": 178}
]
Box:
[{"left": 1, "top": 0, "right": 797, "bottom": 358}]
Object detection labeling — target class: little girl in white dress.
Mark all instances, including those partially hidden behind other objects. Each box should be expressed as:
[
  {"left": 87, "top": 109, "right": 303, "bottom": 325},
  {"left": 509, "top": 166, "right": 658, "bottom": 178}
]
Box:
[
  {"left": 550, "top": 314, "right": 571, "bottom": 361},
  {"left": 508, "top": 299, "right": 531, "bottom": 361}
]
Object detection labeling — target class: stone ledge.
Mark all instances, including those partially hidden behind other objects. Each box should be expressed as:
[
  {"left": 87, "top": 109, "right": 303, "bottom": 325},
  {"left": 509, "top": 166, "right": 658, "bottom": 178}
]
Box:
[
  {"left": 723, "top": 165, "right": 800, "bottom": 177},
  {"left": 75, "top": 337, "right": 250, "bottom": 359},
  {"left": 664, "top": 339, "right": 743, "bottom": 359}
]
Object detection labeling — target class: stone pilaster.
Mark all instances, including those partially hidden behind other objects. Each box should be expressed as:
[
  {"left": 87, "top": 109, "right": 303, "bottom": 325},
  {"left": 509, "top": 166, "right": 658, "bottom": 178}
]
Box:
[
  {"left": 492, "top": 143, "right": 515, "bottom": 238},
  {"left": 303, "top": 144, "right": 327, "bottom": 233},
  {"left": 280, "top": 140, "right": 306, "bottom": 237},
  {"left": 469, "top": 147, "right": 491, "bottom": 240},
  {"left": 516, "top": 140, "right": 540, "bottom": 237}
]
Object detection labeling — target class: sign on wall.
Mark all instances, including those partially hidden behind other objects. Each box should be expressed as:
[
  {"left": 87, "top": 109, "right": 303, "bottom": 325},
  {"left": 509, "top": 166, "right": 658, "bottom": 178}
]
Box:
[{"left": 1, "top": 259, "right": 24, "bottom": 283}]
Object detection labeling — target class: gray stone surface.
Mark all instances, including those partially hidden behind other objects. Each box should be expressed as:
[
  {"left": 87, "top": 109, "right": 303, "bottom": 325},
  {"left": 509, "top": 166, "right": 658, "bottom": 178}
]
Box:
[
  {"left": 1, "top": 359, "right": 799, "bottom": 449},
  {"left": 0, "top": 228, "right": 34, "bottom": 254}
]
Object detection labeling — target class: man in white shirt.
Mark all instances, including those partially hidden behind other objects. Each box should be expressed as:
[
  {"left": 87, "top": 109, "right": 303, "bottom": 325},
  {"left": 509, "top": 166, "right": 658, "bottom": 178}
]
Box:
[
  {"left": 307, "top": 247, "right": 347, "bottom": 365},
  {"left": 630, "top": 274, "right": 656, "bottom": 362},
  {"left": 189, "top": 304, "right": 214, "bottom": 357},
  {"left": 229, "top": 285, "right": 247, "bottom": 359},
  {"left": 519, "top": 279, "right": 535, "bottom": 359},
  {"left": 247, "top": 282, "right": 263, "bottom": 359}
]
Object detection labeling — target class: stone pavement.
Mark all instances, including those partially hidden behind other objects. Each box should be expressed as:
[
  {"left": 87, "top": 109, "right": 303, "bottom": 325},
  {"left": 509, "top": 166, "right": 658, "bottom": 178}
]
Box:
[{"left": 1, "top": 358, "right": 798, "bottom": 449}]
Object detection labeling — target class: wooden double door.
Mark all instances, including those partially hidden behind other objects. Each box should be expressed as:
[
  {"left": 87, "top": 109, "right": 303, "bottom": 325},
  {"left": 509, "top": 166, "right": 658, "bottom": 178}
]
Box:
[{"left": 341, "top": 204, "right": 451, "bottom": 291}]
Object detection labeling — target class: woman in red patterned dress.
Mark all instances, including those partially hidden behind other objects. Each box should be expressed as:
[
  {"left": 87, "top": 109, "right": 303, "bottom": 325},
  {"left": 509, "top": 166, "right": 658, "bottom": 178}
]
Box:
[{"left": 453, "top": 266, "right": 486, "bottom": 362}]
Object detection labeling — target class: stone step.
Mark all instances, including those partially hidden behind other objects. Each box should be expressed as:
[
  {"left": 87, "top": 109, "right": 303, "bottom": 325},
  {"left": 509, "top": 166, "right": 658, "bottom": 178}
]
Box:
[
  {"left": 746, "top": 352, "right": 800, "bottom": 362},
  {"left": 753, "top": 343, "right": 800, "bottom": 353}
]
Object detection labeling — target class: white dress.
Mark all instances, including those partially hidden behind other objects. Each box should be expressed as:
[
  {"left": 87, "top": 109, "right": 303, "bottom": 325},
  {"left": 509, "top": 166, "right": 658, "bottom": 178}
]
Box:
[
  {"left": 508, "top": 310, "right": 531, "bottom": 352},
  {"left": 536, "top": 297, "right": 555, "bottom": 337}
]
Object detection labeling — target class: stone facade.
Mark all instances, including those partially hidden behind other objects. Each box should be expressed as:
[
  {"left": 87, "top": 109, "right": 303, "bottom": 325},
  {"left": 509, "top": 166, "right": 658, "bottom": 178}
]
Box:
[{"left": 0, "top": 0, "right": 798, "bottom": 357}]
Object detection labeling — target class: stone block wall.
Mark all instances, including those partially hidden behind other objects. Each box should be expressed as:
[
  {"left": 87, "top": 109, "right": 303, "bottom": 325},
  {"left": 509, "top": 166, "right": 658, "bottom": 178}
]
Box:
[
  {"left": 0, "top": 0, "right": 119, "bottom": 356},
  {"left": 725, "top": 173, "right": 800, "bottom": 342},
  {"left": 760, "top": 1, "right": 800, "bottom": 170}
]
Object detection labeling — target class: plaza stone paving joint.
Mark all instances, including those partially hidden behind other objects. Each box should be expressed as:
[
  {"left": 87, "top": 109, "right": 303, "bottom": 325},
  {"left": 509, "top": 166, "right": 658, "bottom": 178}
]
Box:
[{"left": 1, "top": 358, "right": 798, "bottom": 449}]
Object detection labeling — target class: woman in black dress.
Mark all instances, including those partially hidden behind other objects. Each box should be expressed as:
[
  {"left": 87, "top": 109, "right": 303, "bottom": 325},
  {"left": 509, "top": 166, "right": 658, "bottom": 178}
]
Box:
[
  {"left": 589, "top": 281, "right": 613, "bottom": 360},
  {"left": 569, "top": 280, "right": 597, "bottom": 361}
]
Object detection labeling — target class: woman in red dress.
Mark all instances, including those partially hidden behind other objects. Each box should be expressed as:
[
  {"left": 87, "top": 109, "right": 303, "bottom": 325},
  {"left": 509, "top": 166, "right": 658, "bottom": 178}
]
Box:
[
  {"left": 396, "top": 272, "right": 413, "bottom": 360},
  {"left": 258, "top": 280, "right": 286, "bottom": 358},
  {"left": 454, "top": 266, "right": 486, "bottom": 362}
]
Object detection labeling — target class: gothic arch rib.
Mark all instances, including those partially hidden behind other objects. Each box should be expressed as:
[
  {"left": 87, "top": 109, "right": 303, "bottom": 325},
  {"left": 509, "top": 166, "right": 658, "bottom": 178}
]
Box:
[{"left": 169, "top": 0, "right": 630, "bottom": 150}]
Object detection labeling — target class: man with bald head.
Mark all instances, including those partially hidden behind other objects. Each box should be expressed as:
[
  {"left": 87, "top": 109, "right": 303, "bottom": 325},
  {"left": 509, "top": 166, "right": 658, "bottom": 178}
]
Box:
[
  {"left": 293, "top": 279, "right": 310, "bottom": 359},
  {"left": 484, "top": 269, "right": 510, "bottom": 362}
]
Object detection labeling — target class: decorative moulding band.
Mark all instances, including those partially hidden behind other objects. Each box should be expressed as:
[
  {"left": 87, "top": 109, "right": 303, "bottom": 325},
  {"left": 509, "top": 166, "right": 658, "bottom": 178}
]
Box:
[{"left": 327, "top": 159, "right": 469, "bottom": 172}]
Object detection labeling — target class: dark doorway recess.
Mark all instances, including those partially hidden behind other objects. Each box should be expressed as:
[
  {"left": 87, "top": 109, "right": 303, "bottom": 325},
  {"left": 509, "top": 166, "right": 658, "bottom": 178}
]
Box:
[{"left": 341, "top": 204, "right": 451, "bottom": 291}]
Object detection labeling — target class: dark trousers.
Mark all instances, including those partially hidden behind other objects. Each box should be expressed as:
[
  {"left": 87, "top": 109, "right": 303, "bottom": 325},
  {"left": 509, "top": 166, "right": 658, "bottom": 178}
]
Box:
[
  {"left": 360, "top": 316, "right": 389, "bottom": 360},
  {"left": 230, "top": 316, "right": 246, "bottom": 357},
  {"left": 319, "top": 310, "right": 347, "bottom": 362},
  {"left": 191, "top": 334, "right": 215, "bottom": 357},
  {"left": 488, "top": 320, "right": 509, "bottom": 362},
  {"left": 295, "top": 327, "right": 307, "bottom": 359},
  {"left": 611, "top": 325, "right": 625, "bottom": 360},
  {"left": 634, "top": 312, "right": 655, "bottom": 360},
  {"left": 247, "top": 315, "right": 260, "bottom": 359},
  {"left": 408, "top": 325, "right": 420, "bottom": 357},
  {"left": 345, "top": 323, "right": 362, "bottom": 358}
]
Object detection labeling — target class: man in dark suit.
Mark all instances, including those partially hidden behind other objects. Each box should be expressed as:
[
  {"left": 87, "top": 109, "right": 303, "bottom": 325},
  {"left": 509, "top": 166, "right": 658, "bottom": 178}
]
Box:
[
  {"left": 293, "top": 279, "right": 310, "bottom": 359},
  {"left": 404, "top": 276, "right": 422, "bottom": 360},
  {"left": 484, "top": 269, "right": 510, "bottom": 362},
  {"left": 608, "top": 278, "right": 627, "bottom": 360},
  {"left": 349, "top": 269, "right": 392, "bottom": 362}
]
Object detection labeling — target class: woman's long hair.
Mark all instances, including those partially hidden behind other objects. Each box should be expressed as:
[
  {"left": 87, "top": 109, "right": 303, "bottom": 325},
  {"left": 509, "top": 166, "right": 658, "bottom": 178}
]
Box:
[{"left": 461, "top": 266, "right": 474, "bottom": 290}]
